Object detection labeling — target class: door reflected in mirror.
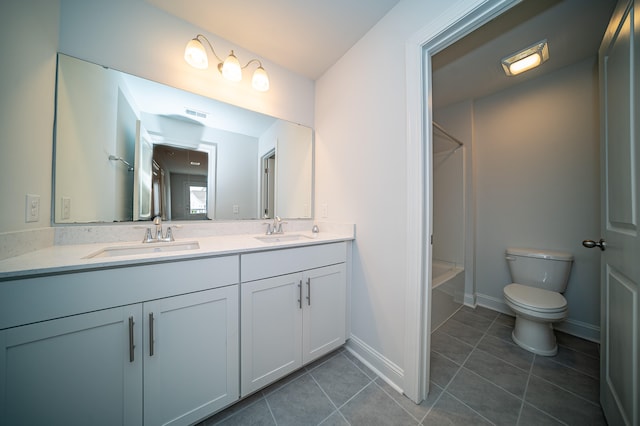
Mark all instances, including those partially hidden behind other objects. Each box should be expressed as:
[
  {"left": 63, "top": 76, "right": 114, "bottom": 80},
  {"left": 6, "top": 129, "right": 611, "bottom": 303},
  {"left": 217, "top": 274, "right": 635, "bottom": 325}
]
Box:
[
  {"left": 53, "top": 54, "right": 313, "bottom": 223},
  {"left": 152, "top": 144, "right": 209, "bottom": 221}
]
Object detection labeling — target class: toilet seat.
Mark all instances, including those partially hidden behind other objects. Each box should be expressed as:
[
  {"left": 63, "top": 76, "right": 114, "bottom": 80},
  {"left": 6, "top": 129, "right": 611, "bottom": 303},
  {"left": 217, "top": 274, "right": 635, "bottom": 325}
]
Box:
[{"left": 503, "top": 283, "right": 567, "bottom": 313}]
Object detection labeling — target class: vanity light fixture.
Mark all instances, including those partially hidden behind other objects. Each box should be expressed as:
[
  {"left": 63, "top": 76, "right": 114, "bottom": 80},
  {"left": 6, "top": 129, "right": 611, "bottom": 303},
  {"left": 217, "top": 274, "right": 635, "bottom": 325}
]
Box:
[
  {"left": 184, "top": 34, "right": 270, "bottom": 92},
  {"left": 501, "top": 39, "right": 549, "bottom": 76}
]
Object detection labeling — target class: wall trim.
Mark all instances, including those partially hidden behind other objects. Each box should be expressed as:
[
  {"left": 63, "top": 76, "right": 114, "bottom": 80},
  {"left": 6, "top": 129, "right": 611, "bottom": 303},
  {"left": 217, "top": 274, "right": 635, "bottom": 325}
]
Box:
[
  {"left": 475, "top": 292, "right": 601, "bottom": 343},
  {"left": 346, "top": 336, "right": 404, "bottom": 392}
]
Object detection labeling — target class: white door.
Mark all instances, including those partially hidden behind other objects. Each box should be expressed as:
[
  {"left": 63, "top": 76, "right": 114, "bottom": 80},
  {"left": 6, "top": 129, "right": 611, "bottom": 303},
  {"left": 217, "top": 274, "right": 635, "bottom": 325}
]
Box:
[
  {"left": 595, "top": 1, "right": 640, "bottom": 424},
  {"left": 302, "top": 264, "right": 347, "bottom": 364},
  {"left": 143, "top": 287, "right": 239, "bottom": 426},
  {"left": 0, "top": 306, "right": 143, "bottom": 426},
  {"left": 133, "top": 120, "right": 153, "bottom": 221},
  {"left": 240, "top": 273, "right": 303, "bottom": 396}
]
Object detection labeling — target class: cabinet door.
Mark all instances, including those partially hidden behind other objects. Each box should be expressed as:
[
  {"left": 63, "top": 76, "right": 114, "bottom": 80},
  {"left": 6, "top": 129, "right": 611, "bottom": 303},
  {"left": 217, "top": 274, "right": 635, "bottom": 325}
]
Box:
[
  {"left": 241, "top": 273, "right": 303, "bottom": 396},
  {"left": 303, "top": 264, "right": 347, "bottom": 364},
  {"left": 143, "top": 286, "right": 239, "bottom": 426},
  {"left": 0, "top": 305, "right": 143, "bottom": 426}
]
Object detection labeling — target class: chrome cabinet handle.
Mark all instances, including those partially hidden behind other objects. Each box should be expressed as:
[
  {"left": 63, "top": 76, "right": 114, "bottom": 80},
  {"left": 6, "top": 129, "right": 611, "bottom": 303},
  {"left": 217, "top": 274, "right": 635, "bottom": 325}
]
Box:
[
  {"left": 149, "top": 312, "right": 155, "bottom": 356},
  {"left": 582, "top": 239, "right": 607, "bottom": 251},
  {"left": 298, "top": 280, "right": 302, "bottom": 309},
  {"left": 128, "top": 316, "right": 135, "bottom": 363},
  {"left": 306, "top": 278, "right": 311, "bottom": 306}
]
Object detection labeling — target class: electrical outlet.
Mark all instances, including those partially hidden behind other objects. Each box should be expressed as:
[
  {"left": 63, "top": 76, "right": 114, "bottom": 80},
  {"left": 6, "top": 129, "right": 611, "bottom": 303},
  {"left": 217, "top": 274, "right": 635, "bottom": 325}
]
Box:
[
  {"left": 25, "top": 194, "right": 40, "bottom": 223},
  {"left": 320, "top": 203, "right": 328, "bottom": 218},
  {"left": 233, "top": 204, "right": 239, "bottom": 214},
  {"left": 62, "top": 197, "right": 71, "bottom": 220}
]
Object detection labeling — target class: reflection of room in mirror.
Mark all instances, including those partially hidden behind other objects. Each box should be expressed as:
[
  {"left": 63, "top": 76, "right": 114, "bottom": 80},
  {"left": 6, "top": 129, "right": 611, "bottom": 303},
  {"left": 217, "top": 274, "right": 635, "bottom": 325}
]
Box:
[
  {"left": 53, "top": 54, "right": 313, "bottom": 223},
  {"left": 152, "top": 144, "right": 208, "bottom": 221}
]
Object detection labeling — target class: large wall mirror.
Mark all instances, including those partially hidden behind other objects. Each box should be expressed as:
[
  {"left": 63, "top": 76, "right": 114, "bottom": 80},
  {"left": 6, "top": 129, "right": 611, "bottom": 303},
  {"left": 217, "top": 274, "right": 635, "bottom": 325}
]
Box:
[{"left": 53, "top": 54, "right": 313, "bottom": 223}]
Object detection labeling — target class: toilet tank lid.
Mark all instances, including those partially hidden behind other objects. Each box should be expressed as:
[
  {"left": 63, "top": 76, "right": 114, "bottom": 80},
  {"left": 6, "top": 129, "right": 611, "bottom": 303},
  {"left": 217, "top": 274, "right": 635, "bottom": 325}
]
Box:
[{"left": 506, "top": 247, "right": 573, "bottom": 261}]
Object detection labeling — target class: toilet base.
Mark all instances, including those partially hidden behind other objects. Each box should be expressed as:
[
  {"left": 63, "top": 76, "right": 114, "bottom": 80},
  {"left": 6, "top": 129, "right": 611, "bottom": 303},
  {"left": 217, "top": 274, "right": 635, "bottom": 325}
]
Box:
[{"left": 511, "top": 315, "right": 558, "bottom": 356}]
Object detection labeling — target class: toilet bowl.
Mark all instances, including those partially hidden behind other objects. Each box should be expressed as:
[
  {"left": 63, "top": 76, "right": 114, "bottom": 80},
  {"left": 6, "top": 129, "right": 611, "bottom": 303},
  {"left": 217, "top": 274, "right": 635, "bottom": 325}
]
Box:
[
  {"left": 503, "top": 248, "right": 573, "bottom": 356},
  {"left": 504, "top": 283, "right": 567, "bottom": 355}
]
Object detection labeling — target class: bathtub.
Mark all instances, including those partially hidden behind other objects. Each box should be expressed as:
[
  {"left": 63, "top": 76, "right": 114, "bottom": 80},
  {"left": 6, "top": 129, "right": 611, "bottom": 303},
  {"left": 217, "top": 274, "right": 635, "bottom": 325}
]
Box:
[
  {"left": 432, "top": 260, "right": 463, "bottom": 288},
  {"left": 431, "top": 259, "right": 465, "bottom": 330}
]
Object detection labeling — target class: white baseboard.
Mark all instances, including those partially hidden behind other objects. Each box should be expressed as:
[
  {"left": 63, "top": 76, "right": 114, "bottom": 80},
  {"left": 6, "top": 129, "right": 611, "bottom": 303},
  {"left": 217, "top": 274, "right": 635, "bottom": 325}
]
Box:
[
  {"left": 463, "top": 292, "right": 477, "bottom": 307},
  {"left": 475, "top": 292, "right": 601, "bottom": 343},
  {"left": 345, "top": 335, "right": 404, "bottom": 394}
]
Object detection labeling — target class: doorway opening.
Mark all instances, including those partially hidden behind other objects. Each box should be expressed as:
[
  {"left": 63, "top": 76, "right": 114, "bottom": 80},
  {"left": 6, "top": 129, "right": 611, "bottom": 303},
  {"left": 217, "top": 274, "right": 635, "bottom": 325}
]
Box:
[{"left": 261, "top": 149, "right": 276, "bottom": 219}]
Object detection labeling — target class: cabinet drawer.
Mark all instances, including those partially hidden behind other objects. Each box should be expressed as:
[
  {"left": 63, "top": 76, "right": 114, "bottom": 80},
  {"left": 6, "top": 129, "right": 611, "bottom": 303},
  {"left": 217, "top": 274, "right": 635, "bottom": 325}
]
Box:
[
  {"left": 241, "top": 242, "right": 346, "bottom": 282},
  {"left": 0, "top": 255, "right": 239, "bottom": 330}
]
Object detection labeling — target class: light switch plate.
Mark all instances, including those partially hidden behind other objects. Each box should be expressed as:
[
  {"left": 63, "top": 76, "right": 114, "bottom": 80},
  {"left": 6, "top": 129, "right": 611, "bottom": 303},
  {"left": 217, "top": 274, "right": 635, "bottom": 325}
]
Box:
[
  {"left": 320, "top": 203, "right": 328, "bottom": 218},
  {"left": 62, "top": 197, "right": 71, "bottom": 220},
  {"left": 26, "top": 194, "right": 40, "bottom": 223}
]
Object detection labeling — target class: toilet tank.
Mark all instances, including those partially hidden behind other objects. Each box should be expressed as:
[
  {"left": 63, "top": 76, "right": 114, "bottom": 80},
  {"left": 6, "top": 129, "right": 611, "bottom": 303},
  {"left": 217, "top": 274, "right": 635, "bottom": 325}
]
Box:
[{"left": 505, "top": 247, "right": 573, "bottom": 292}]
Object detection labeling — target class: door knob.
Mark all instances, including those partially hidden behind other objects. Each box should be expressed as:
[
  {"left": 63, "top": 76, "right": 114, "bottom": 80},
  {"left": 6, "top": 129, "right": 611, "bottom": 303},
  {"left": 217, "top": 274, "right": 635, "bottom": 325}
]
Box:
[{"left": 582, "top": 239, "right": 607, "bottom": 251}]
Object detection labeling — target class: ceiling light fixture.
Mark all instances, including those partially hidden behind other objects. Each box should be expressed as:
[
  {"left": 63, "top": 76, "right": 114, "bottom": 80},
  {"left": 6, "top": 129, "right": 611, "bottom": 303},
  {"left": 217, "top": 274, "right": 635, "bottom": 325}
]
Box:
[
  {"left": 501, "top": 39, "right": 549, "bottom": 76},
  {"left": 184, "top": 34, "right": 270, "bottom": 92}
]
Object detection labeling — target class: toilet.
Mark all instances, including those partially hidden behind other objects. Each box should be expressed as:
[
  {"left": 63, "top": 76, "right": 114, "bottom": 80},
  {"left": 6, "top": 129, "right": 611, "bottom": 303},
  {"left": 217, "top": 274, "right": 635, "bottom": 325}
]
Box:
[{"left": 502, "top": 247, "right": 573, "bottom": 356}]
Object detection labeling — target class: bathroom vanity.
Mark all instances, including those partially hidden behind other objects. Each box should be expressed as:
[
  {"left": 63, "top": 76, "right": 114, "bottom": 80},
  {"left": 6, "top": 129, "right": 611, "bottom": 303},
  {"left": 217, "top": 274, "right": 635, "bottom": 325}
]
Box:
[{"left": 0, "top": 229, "right": 352, "bottom": 426}]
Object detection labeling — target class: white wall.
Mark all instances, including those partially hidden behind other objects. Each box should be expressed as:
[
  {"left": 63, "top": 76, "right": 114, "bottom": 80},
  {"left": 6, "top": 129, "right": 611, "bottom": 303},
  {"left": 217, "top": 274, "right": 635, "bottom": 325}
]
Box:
[
  {"left": 473, "top": 57, "right": 601, "bottom": 338},
  {"left": 315, "top": 0, "right": 487, "bottom": 387},
  {"left": 58, "top": 0, "right": 314, "bottom": 127},
  {"left": 0, "top": 0, "right": 314, "bottom": 234},
  {"left": 0, "top": 0, "right": 60, "bottom": 233}
]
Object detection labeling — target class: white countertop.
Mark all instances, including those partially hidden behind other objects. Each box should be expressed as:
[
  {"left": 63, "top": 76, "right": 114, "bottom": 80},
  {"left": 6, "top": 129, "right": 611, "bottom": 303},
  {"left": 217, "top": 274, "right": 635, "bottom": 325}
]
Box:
[{"left": 0, "top": 231, "right": 354, "bottom": 280}]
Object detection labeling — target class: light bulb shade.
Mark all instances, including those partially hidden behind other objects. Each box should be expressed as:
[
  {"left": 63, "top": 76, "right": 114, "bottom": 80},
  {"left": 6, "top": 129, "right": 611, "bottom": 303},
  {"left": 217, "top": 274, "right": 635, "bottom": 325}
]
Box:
[
  {"left": 252, "top": 66, "right": 270, "bottom": 91},
  {"left": 501, "top": 40, "right": 549, "bottom": 76},
  {"left": 184, "top": 38, "right": 208, "bottom": 69},
  {"left": 221, "top": 51, "right": 242, "bottom": 82},
  {"left": 508, "top": 53, "right": 541, "bottom": 75}
]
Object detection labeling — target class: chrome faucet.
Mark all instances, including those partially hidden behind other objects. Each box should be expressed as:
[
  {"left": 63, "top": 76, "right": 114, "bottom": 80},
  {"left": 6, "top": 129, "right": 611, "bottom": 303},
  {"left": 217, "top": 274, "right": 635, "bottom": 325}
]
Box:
[
  {"left": 143, "top": 216, "right": 174, "bottom": 243},
  {"left": 262, "top": 216, "right": 286, "bottom": 235},
  {"left": 273, "top": 216, "right": 286, "bottom": 234}
]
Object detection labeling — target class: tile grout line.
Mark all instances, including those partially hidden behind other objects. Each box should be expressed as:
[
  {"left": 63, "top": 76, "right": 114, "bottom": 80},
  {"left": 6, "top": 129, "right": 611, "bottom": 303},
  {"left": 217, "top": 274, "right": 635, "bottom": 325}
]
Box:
[
  {"left": 262, "top": 394, "right": 279, "bottom": 426},
  {"left": 543, "top": 349, "right": 600, "bottom": 379},
  {"left": 429, "top": 311, "right": 502, "bottom": 425},
  {"left": 307, "top": 361, "right": 356, "bottom": 426},
  {"left": 516, "top": 353, "right": 536, "bottom": 425},
  {"left": 442, "top": 310, "right": 601, "bottom": 423},
  {"left": 370, "top": 378, "right": 426, "bottom": 425},
  {"left": 528, "top": 371, "right": 603, "bottom": 408}
]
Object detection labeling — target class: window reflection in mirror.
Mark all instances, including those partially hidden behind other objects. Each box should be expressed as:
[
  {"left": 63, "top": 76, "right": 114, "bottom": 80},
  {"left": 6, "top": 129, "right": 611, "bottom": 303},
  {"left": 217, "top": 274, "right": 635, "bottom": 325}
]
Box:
[{"left": 53, "top": 54, "right": 313, "bottom": 223}]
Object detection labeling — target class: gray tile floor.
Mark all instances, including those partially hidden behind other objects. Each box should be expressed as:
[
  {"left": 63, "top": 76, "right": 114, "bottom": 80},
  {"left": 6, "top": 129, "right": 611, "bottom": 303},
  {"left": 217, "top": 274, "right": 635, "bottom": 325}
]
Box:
[{"left": 199, "top": 306, "right": 605, "bottom": 425}]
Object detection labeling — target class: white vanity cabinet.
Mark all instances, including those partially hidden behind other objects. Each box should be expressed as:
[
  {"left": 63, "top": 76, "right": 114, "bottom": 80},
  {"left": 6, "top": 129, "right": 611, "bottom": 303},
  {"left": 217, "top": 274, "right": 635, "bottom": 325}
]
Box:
[
  {"left": 143, "top": 286, "right": 239, "bottom": 426},
  {"left": 0, "top": 304, "right": 144, "bottom": 426},
  {"left": 0, "top": 256, "right": 239, "bottom": 426},
  {"left": 240, "top": 243, "right": 347, "bottom": 396}
]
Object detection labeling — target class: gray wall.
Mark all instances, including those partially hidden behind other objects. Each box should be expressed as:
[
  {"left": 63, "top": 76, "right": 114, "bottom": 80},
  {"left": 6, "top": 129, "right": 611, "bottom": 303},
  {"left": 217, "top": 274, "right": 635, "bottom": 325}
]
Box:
[{"left": 473, "top": 57, "right": 601, "bottom": 339}]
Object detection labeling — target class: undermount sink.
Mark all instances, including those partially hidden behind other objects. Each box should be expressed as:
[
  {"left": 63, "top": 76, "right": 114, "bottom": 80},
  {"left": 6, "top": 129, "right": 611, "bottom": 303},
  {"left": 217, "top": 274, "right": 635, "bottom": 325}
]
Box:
[
  {"left": 254, "top": 234, "right": 313, "bottom": 243},
  {"left": 85, "top": 241, "right": 200, "bottom": 258}
]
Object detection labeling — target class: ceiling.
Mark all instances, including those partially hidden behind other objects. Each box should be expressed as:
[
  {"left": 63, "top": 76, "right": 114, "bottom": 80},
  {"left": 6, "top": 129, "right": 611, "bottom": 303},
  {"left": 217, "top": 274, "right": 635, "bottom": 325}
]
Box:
[
  {"left": 142, "top": 0, "right": 616, "bottom": 128},
  {"left": 146, "top": 0, "right": 401, "bottom": 80},
  {"left": 432, "top": 0, "right": 617, "bottom": 108}
]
